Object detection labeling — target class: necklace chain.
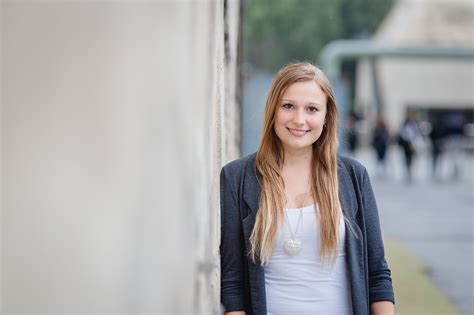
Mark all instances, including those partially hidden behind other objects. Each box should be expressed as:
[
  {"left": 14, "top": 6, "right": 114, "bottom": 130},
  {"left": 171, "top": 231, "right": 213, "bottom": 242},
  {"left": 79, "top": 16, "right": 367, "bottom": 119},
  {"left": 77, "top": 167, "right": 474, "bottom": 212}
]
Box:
[
  {"left": 285, "top": 208, "right": 303, "bottom": 240},
  {"left": 285, "top": 178, "right": 311, "bottom": 240}
]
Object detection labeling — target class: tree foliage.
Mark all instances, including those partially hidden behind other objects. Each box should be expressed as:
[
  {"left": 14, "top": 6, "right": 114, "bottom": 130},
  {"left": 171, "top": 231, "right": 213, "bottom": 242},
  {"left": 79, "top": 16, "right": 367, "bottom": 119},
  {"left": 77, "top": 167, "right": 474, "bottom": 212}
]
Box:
[{"left": 244, "top": 0, "right": 393, "bottom": 71}]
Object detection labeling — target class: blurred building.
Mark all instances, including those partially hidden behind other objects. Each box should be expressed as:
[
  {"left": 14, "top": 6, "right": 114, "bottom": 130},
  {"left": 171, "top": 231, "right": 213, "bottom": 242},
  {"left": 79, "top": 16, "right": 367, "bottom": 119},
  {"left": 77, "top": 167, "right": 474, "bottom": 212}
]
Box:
[
  {"left": 355, "top": 0, "right": 474, "bottom": 134},
  {"left": 1, "top": 1, "right": 241, "bottom": 314}
]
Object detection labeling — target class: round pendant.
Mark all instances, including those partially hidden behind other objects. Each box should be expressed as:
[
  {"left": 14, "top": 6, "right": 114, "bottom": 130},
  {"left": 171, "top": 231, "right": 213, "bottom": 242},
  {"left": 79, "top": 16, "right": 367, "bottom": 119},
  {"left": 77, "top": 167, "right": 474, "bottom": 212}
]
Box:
[{"left": 283, "top": 239, "right": 302, "bottom": 256}]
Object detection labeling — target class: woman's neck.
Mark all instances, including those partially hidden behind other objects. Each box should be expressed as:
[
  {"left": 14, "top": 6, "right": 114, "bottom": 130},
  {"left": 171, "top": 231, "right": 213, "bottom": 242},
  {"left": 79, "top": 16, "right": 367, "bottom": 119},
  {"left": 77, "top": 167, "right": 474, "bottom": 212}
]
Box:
[
  {"left": 282, "top": 147, "right": 312, "bottom": 169},
  {"left": 281, "top": 148, "right": 314, "bottom": 208}
]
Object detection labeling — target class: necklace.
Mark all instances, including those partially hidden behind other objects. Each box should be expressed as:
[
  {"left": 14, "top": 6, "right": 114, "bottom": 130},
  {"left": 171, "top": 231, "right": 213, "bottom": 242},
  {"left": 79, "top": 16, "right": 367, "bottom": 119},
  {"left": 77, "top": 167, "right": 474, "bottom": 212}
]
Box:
[
  {"left": 283, "top": 183, "right": 310, "bottom": 256},
  {"left": 283, "top": 208, "right": 303, "bottom": 255}
]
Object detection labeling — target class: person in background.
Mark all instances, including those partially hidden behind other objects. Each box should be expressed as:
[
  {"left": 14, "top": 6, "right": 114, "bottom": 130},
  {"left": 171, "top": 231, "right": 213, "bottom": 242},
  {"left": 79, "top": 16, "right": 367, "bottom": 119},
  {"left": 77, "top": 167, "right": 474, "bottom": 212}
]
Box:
[
  {"left": 429, "top": 115, "right": 446, "bottom": 180},
  {"left": 346, "top": 110, "right": 360, "bottom": 155},
  {"left": 371, "top": 115, "right": 391, "bottom": 178},
  {"left": 398, "top": 111, "right": 421, "bottom": 182},
  {"left": 220, "top": 62, "right": 394, "bottom": 315}
]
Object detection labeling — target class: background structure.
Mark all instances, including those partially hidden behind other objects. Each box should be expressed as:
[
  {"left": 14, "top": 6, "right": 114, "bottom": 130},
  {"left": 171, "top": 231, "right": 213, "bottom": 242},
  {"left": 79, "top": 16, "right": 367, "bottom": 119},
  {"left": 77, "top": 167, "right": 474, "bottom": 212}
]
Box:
[{"left": 356, "top": 0, "right": 474, "bottom": 134}]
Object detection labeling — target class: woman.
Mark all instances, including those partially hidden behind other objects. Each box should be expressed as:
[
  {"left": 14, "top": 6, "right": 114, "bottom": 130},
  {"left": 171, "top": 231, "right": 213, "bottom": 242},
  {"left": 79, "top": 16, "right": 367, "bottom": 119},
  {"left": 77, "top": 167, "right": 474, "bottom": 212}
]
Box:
[{"left": 220, "top": 62, "right": 394, "bottom": 315}]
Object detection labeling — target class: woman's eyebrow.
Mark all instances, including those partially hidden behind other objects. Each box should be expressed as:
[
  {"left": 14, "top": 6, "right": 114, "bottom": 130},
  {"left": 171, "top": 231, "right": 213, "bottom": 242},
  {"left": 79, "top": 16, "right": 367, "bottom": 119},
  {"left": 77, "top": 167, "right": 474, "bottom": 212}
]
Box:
[{"left": 281, "top": 99, "right": 321, "bottom": 106}]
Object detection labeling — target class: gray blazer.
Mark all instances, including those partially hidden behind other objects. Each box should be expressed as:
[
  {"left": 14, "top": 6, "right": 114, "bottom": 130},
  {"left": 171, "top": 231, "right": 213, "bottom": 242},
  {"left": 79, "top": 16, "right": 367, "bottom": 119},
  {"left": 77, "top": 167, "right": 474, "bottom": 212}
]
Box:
[{"left": 220, "top": 153, "right": 394, "bottom": 315}]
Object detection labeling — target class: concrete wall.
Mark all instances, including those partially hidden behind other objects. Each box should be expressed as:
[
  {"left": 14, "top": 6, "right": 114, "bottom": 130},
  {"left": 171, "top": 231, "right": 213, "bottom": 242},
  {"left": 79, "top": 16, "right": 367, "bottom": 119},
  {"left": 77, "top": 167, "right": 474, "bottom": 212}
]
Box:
[{"left": 1, "top": 0, "right": 240, "bottom": 314}]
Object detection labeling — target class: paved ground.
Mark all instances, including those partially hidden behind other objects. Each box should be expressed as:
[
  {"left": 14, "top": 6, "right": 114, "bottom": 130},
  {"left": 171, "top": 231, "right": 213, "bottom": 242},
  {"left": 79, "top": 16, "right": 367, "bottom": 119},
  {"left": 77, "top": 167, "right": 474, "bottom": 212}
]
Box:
[{"left": 354, "top": 145, "right": 473, "bottom": 315}]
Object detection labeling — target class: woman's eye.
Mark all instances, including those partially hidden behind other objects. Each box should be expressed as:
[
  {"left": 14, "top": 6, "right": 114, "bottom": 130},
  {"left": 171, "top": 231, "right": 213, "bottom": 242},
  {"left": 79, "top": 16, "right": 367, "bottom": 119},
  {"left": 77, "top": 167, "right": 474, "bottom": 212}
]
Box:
[
  {"left": 308, "top": 107, "right": 318, "bottom": 113},
  {"left": 282, "top": 103, "right": 293, "bottom": 109}
]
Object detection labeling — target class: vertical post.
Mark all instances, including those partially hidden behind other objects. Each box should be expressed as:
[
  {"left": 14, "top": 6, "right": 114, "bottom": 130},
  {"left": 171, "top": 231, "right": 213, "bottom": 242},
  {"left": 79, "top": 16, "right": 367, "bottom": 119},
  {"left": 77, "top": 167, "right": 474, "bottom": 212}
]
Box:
[
  {"left": 369, "top": 57, "right": 384, "bottom": 116},
  {"left": 332, "top": 77, "right": 350, "bottom": 153}
]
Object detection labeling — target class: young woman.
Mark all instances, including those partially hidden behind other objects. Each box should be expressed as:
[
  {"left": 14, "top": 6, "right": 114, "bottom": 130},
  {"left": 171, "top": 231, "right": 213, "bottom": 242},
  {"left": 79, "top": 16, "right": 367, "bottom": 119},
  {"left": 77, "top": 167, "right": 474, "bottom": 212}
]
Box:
[{"left": 220, "top": 62, "right": 394, "bottom": 315}]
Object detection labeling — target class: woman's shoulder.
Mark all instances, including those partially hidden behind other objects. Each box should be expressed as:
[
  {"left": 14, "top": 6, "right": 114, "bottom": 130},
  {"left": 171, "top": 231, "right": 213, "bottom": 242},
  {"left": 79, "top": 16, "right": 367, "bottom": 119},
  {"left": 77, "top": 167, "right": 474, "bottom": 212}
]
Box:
[
  {"left": 221, "top": 152, "right": 257, "bottom": 175},
  {"left": 337, "top": 154, "right": 368, "bottom": 177}
]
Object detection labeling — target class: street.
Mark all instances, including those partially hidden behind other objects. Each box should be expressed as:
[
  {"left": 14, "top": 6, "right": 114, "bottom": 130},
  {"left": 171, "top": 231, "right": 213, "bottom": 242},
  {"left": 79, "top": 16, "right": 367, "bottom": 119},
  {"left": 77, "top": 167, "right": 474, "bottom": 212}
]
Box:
[{"left": 354, "top": 145, "right": 474, "bottom": 314}]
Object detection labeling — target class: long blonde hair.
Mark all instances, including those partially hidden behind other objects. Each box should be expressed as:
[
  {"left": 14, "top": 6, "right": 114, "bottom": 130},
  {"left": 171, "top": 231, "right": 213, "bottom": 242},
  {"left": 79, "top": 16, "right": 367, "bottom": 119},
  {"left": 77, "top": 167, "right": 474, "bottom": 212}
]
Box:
[{"left": 250, "top": 62, "right": 341, "bottom": 266}]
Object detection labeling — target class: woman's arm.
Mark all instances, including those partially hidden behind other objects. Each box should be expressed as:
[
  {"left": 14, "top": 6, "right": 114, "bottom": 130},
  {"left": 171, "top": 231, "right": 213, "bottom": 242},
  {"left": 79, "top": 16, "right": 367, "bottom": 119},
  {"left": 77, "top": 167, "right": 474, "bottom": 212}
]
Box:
[
  {"left": 225, "top": 312, "right": 246, "bottom": 315},
  {"left": 220, "top": 166, "right": 246, "bottom": 313},
  {"left": 371, "top": 301, "right": 394, "bottom": 315},
  {"left": 360, "top": 168, "right": 395, "bottom": 305}
]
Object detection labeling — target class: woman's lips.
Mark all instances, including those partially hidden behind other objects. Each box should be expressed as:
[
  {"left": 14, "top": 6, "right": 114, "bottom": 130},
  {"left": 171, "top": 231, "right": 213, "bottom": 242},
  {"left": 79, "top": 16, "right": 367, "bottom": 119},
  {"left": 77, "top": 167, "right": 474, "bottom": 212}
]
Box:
[{"left": 287, "top": 127, "right": 309, "bottom": 137}]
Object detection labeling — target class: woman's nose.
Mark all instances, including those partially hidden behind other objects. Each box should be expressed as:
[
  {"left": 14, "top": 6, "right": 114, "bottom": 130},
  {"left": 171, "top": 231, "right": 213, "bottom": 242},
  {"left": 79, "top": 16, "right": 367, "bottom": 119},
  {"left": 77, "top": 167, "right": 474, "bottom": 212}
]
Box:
[{"left": 293, "top": 109, "right": 305, "bottom": 125}]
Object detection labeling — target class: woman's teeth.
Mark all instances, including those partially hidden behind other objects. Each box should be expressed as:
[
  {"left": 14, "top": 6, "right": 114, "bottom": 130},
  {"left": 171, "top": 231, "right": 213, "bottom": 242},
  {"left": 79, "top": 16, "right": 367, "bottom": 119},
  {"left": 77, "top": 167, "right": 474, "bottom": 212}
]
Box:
[{"left": 288, "top": 128, "right": 308, "bottom": 136}]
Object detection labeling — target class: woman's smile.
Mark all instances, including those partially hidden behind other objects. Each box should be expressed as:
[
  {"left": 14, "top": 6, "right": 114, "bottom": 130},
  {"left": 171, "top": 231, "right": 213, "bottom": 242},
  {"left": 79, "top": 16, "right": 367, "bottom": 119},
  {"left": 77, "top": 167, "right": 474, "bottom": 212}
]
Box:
[{"left": 287, "top": 127, "right": 310, "bottom": 137}]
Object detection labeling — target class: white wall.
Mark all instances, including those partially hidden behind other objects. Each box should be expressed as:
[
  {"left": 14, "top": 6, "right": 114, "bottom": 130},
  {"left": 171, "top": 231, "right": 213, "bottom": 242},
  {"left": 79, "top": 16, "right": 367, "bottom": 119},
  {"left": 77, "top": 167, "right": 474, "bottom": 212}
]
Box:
[{"left": 1, "top": 1, "right": 240, "bottom": 313}]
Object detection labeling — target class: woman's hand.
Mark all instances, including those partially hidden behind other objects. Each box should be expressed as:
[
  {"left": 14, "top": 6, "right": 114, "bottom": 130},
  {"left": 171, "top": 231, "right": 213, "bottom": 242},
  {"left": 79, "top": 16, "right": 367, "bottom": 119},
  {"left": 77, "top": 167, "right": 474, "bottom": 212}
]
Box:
[{"left": 371, "top": 301, "right": 394, "bottom": 315}]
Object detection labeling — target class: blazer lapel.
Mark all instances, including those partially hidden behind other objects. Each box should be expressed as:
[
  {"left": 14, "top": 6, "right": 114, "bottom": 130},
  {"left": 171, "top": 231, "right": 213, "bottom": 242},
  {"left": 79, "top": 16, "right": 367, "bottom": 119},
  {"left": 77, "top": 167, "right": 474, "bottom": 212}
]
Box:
[
  {"left": 337, "top": 157, "right": 358, "bottom": 220},
  {"left": 242, "top": 155, "right": 260, "bottom": 216}
]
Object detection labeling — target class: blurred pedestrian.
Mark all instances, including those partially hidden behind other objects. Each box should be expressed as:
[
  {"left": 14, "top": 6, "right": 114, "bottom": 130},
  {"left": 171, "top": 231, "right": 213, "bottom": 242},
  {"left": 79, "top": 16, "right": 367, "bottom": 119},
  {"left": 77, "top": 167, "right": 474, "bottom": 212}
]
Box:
[
  {"left": 346, "top": 110, "right": 360, "bottom": 155},
  {"left": 429, "top": 116, "right": 446, "bottom": 180},
  {"left": 371, "top": 115, "right": 391, "bottom": 178},
  {"left": 398, "top": 111, "right": 421, "bottom": 182},
  {"left": 220, "top": 62, "right": 394, "bottom": 315}
]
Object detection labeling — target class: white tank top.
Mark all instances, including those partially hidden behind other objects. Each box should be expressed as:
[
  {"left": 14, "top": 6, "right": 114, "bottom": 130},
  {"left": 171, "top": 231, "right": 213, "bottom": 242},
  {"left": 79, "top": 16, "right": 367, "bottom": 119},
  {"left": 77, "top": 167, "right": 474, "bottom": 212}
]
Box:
[{"left": 264, "top": 204, "right": 353, "bottom": 315}]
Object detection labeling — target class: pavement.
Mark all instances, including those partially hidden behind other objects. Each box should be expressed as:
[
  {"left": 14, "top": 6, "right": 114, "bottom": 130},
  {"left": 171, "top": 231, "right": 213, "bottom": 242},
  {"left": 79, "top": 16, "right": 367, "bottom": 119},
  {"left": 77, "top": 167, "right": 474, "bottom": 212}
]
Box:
[{"left": 353, "top": 145, "right": 474, "bottom": 315}]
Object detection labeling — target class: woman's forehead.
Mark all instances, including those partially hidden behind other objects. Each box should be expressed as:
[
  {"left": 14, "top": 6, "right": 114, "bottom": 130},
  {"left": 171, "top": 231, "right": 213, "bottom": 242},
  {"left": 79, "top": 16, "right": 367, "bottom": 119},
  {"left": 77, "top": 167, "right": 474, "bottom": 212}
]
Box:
[{"left": 280, "top": 81, "right": 327, "bottom": 104}]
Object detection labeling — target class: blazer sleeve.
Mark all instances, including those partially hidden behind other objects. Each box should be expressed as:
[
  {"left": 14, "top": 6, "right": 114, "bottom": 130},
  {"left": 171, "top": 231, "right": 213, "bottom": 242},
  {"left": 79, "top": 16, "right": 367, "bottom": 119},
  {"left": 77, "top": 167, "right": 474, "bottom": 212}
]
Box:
[
  {"left": 361, "top": 168, "right": 395, "bottom": 304},
  {"left": 220, "top": 166, "right": 246, "bottom": 312}
]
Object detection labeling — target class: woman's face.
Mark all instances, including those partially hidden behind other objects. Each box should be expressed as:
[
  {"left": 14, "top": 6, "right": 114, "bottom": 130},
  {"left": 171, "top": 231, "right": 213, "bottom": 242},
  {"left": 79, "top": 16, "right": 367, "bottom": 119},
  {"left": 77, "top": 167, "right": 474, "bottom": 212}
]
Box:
[{"left": 274, "top": 80, "right": 327, "bottom": 154}]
